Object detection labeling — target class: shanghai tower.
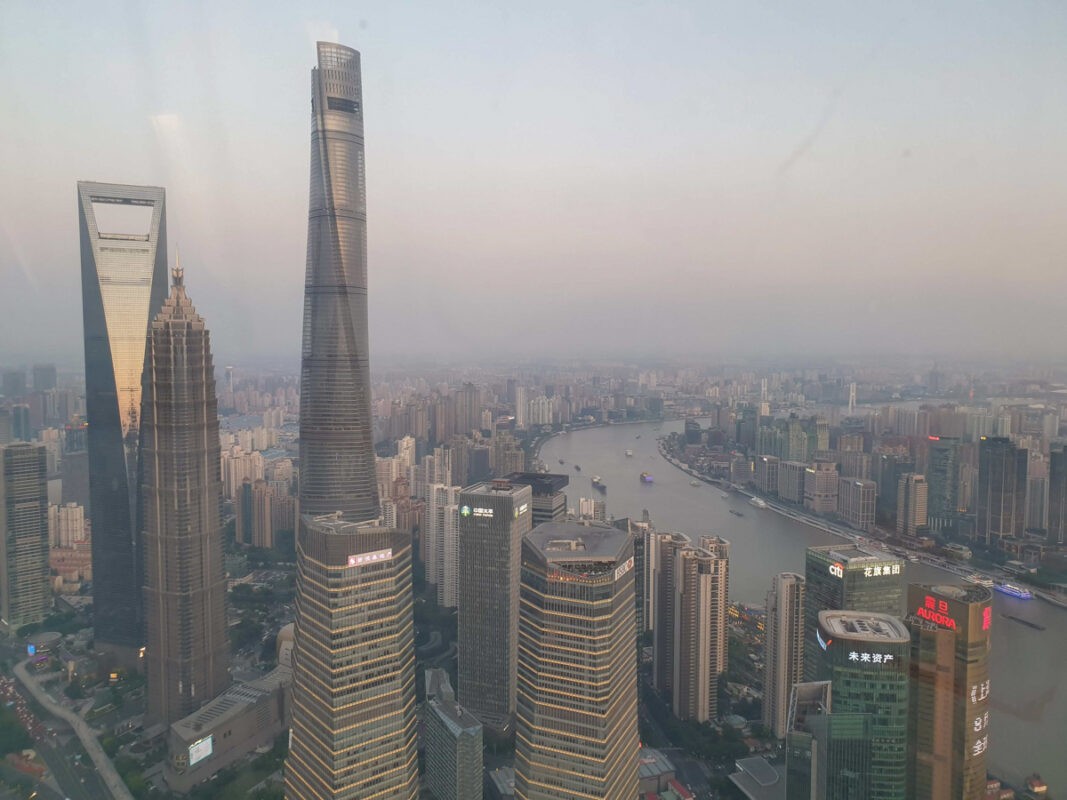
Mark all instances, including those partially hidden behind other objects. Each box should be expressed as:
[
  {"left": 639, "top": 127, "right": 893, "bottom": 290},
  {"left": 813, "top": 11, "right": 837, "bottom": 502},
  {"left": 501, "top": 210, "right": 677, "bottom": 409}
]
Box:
[{"left": 285, "top": 43, "right": 418, "bottom": 800}]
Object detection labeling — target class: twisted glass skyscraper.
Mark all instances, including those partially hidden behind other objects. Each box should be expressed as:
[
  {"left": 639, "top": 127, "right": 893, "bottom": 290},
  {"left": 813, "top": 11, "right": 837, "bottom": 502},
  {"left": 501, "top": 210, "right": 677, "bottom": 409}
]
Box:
[
  {"left": 286, "top": 43, "right": 418, "bottom": 800},
  {"left": 78, "top": 181, "right": 168, "bottom": 661}
]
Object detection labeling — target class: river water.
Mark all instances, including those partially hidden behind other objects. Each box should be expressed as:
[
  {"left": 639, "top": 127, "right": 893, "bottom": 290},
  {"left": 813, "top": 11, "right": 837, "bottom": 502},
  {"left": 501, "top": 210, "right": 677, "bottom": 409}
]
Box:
[{"left": 540, "top": 419, "right": 1065, "bottom": 791}]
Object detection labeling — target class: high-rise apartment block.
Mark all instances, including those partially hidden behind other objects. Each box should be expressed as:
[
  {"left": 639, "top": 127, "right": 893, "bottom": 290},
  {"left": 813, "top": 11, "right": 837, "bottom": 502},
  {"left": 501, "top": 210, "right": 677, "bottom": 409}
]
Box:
[
  {"left": 653, "top": 532, "right": 691, "bottom": 696},
  {"left": 838, "top": 478, "right": 876, "bottom": 532},
  {"left": 1049, "top": 445, "right": 1067, "bottom": 545},
  {"left": 804, "top": 546, "right": 904, "bottom": 681},
  {"left": 905, "top": 584, "right": 992, "bottom": 800},
  {"left": 141, "top": 265, "right": 229, "bottom": 725},
  {"left": 286, "top": 43, "right": 418, "bottom": 800},
  {"left": 926, "top": 436, "right": 960, "bottom": 531},
  {"left": 457, "top": 479, "right": 533, "bottom": 734},
  {"left": 818, "top": 611, "right": 911, "bottom": 800},
  {"left": 763, "top": 572, "right": 805, "bottom": 739},
  {"left": 515, "top": 521, "right": 638, "bottom": 800},
  {"left": 0, "top": 443, "right": 49, "bottom": 632},
  {"left": 754, "top": 455, "right": 779, "bottom": 495},
  {"left": 671, "top": 539, "right": 730, "bottom": 722},
  {"left": 804, "top": 461, "right": 839, "bottom": 514},
  {"left": 778, "top": 461, "right": 808, "bottom": 504},
  {"left": 976, "top": 436, "right": 1027, "bottom": 547},
  {"left": 79, "top": 180, "right": 168, "bottom": 661},
  {"left": 896, "top": 473, "right": 928, "bottom": 537},
  {"left": 423, "top": 669, "right": 483, "bottom": 800},
  {"left": 426, "top": 483, "right": 461, "bottom": 608}
]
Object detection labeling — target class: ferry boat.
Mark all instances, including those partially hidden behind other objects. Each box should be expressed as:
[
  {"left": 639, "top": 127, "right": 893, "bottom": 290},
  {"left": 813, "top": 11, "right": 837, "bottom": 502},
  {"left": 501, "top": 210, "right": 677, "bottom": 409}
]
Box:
[
  {"left": 995, "top": 583, "right": 1033, "bottom": 600},
  {"left": 964, "top": 573, "right": 995, "bottom": 588},
  {"left": 625, "top": 449, "right": 634, "bottom": 458},
  {"left": 749, "top": 497, "right": 768, "bottom": 509},
  {"left": 720, "top": 492, "right": 730, "bottom": 500},
  {"left": 640, "top": 472, "right": 653, "bottom": 484},
  {"left": 591, "top": 476, "right": 606, "bottom": 493}
]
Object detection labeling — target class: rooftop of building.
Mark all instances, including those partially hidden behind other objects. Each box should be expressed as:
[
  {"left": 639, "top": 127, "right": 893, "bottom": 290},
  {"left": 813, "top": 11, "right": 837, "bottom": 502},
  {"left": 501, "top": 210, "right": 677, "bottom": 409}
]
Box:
[
  {"left": 916, "top": 583, "right": 993, "bottom": 604},
  {"left": 818, "top": 611, "right": 910, "bottom": 642},
  {"left": 637, "top": 747, "right": 675, "bottom": 780},
  {"left": 462, "top": 479, "right": 531, "bottom": 498},
  {"left": 808, "top": 543, "right": 900, "bottom": 565},
  {"left": 170, "top": 665, "right": 292, "bottom": 745},
  {"left": 527, "top": 520, "right": 630, "bottom": 563},
  {"left": 504, "top": 472, "right": 569, "bottom": 494},
  {"left": 489, "top": 766, "right": 515, "bottom": 796},
  {"left": 729, "top": 756, "right": 785, "bottom": 800}
]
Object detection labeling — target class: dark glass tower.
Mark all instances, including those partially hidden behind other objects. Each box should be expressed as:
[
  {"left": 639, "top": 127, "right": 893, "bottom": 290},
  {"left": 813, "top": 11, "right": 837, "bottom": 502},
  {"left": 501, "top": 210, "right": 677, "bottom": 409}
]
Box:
[
  {"left": 286, "top": 43, "right": 418, "bottom": 800},
  {"left": 976, "top": 436, "right": 1027, "bottom": 547},
  {"left": 141, "top": 263, "right": 229, "bottom": 725},
  {"left": 78, "top": 181, "right": 168, "bottom": 661}
]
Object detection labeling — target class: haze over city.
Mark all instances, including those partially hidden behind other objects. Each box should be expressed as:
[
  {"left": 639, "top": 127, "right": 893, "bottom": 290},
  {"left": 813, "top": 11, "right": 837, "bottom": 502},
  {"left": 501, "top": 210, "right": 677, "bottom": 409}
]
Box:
[{"left": 1, "top": 1, "right": 1065, "bottom": 365}]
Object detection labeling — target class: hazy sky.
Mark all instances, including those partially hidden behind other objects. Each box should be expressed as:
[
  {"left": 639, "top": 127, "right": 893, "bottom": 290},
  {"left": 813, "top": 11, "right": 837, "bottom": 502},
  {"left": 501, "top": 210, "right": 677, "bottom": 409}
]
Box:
[{"left": 1, "top": 2, "right": 1065, "bottom": 368}]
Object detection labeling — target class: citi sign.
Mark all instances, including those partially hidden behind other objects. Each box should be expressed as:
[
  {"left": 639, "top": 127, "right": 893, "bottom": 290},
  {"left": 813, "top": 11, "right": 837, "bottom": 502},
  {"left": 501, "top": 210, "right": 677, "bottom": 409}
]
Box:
[{"left": 828, "top": 562, "right": 844, "bottom": 579}]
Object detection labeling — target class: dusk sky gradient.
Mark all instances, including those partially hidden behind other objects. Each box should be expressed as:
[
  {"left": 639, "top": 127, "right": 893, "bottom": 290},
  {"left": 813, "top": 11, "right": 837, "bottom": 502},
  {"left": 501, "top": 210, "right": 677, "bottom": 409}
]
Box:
[{"left": 1, "top": 2, "right": 1065, "bottom": 367}]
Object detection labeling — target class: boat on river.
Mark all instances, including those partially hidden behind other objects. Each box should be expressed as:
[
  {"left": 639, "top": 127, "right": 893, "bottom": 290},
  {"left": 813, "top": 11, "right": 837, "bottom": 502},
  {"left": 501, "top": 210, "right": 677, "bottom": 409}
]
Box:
[
  {"left": 996, "top": 583, "right": 1033, "bottom": 599},
  {"left": 729, "top": 509, "right": 744, "bottom": 517},
  {"left": 640, "top": 472, "right": 653, "bottom": 484},
  {"left": 965, "top": 573, "right": 995, "bottom": 588},
  {"left": 625, "top": 449, "right": 634, "bottom": 457},
  {"left": 749, "top": 497, "right": 768, "bottom": 509},
  {"left": 592, "top": 476, "right": 606, "bottom": 493},
  {"left": 690, "top": 480, "right": 701, "bottom": 487}
]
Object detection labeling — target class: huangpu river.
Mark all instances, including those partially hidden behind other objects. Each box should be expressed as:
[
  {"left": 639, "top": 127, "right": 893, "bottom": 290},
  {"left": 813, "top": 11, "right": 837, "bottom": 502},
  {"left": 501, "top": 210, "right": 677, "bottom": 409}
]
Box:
[{"left": 540, "top": 419, "right": 1066, "bottom": 791}]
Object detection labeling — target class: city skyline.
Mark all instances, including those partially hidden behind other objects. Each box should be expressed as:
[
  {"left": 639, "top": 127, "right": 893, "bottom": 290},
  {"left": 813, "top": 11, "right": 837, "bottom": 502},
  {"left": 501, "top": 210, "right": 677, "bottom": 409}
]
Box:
[{"left": 3, "top": 3, "right": 1067, "bottom": 364}]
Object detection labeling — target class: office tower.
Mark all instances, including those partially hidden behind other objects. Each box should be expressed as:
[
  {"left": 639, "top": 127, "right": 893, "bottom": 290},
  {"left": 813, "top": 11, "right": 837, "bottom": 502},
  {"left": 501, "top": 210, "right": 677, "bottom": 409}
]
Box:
[
  {"left": 515, "top": 521, "right": 639, "bottom": 800},
  {"left": 905, "top": 584, "right": 992, "bottom": 800},
  {"left": 926, "top": 436, "right": 960, "bottom": 530},
  {"left": 653, "top": 532, "right": 691, "bottom": 695},
  {"left": 873, "top": 453, "right": 914, "bottom": 522},
  {"left": 426, "top": 483, "right": 461, "bottom": 608},
  {"left": 976, "top": 436, "right": 1027, "bottom": 547},
  {"left": 78, "top": 181, "right": 168, "bottom": 660},
  {"left": 763, "top": 573, "right": 805, "bottom": 739},
  {"left": 286, "top": 43, "right": 419, "bottom": 800},
  {"left": 504, "top": 473, "right": 569, "bottom": 526},
  {"left": 778, "top": 461, "right": 808, "bottom": 504},
  {"left": 457, "top": 479, "right": 533, "bottom": 734},
  {"left": 838, "top": 478, "right": 876, "bottom": 532},
  {"left": 2, "top": 370, "right": 26, "bottom": 402},
  {"left": 817, "top": 611, "right": 911, "bottom": 800},
  {"left": 804, "top": 545, "right": 904, "bottom": 681},
  {"left": 32, "top": 364, "right": 57, "bottom": 393},
  {"left": 785, "top": 681, "right": 875, "bottom": 800},
  {"left": 455, "top": 382, "right": 483, "bottom": 435},
  {"left": 896, "top": 473, "right": 928, "bottom": 537},
  {"left": 803, "top": 461, "right": 839, "bottom": 514},
  {"left": 140, "top": 264, "right": 229, "bottom": 725},
  {"left": 423, "top": 669, "right": 483, "bottom": 800},
  {"left": 0, "top": 443, "right": 49, "bottom": 632},
  {"left": 672, "top": 540, "right": 729, "bottom": 722},
  {"left": 1048, "top": 446, "right": 1067, "bottom": 545},
  {"left": 754, "top": 455, "right": 779, "bottom": 495}
]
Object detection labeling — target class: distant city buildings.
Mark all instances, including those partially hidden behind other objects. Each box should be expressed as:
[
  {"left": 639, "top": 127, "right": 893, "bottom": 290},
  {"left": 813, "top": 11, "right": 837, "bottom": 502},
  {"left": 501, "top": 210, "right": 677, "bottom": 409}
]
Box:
[
  {"left": 896, "top": 473, "right": 928, "bottom": 537},
  {"left": 976, "top": 436, "right": 1028, "bottom": 548}
]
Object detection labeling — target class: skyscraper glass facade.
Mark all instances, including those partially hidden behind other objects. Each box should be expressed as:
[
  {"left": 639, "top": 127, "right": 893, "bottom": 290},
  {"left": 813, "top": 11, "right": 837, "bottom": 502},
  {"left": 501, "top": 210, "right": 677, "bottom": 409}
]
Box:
[{"left": 78, "top": 180, "right": 168, "bottom": 657}]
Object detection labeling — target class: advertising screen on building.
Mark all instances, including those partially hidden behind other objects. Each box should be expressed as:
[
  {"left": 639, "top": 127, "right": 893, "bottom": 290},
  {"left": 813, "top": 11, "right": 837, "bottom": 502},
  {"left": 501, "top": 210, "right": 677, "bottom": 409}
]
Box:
[{"left": 188, "top": 735, "right": 213, "bottom": 766}]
